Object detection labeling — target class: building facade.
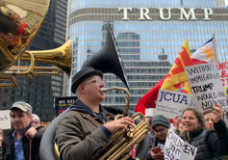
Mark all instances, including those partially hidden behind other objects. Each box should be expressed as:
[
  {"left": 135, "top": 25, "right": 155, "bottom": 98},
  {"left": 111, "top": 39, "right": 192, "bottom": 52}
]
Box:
[
  {"left": 0, "top": 0, "right": 68, "bottom": 122},
  {"left": 67, "top": 0, "right": 228, "bottom": 110}
]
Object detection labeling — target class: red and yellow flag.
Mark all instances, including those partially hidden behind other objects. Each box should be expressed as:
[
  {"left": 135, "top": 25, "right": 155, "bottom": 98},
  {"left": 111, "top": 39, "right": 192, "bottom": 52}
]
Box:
[
  {"left": 135, "top": 40, "right": 192, "bottom": 114},
  {"left": 161, "top": 40, "right": 192, "bottom": 93}
]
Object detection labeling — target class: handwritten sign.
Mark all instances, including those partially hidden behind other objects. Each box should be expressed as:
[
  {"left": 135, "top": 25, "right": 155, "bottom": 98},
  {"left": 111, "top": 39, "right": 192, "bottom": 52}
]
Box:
[
  {"left": 165, "top": 130, "right": 197, "bottom": 160},
  {"left": 155, "top": 89, "right": 194, "bottom": 119},
  {"left": 186, "top": 63, "right": 227, "bottom": 111},
  {"left": 216, "top": 62, "right": 228, "bottom": 96},
  {"left": 0, "top": 110, "right": 11, "bottom": 130}
]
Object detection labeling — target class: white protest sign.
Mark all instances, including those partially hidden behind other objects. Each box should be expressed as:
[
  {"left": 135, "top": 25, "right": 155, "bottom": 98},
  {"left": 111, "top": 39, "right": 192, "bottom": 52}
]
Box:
[
  {"left": 165, "top": 130, "right": 197, "bottom": 160},
  {"left": 216, "top": 62, "right": 228, "bottom": 94},
  {"left": 179, "top": 143, "right": 198, "bottom": 160},
  {"left": 145, "top": 108, "right": 155, "bottom": 117},
  {"left": 155, "top": 89, "right": 195, "bottom": 119},
  {"left": 185, "top": 63, "right": 227, "bottom": 111},
  {"left": 0, "top": 110, "right": 11, "bottom": 129}
]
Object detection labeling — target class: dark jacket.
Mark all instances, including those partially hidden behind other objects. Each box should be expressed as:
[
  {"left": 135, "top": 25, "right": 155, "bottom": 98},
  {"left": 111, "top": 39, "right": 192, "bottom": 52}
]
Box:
[
  {"left": 181, "top": 119, "right": 228, "bottom": 160},
  {"left": 55, "top": 99, "right": 114, "bottom": 160},
  {"left": 2, "top": 122, "right": 44, "bottom": 160},
  {"left": 145, "top": 132, "right": 166, "bottom": 160}
]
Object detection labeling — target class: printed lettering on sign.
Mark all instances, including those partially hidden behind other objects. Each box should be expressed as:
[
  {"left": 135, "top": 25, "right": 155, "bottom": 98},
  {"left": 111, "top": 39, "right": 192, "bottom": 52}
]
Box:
[{"left": 155, "top": 89, "right": 194, "bottom": 119}]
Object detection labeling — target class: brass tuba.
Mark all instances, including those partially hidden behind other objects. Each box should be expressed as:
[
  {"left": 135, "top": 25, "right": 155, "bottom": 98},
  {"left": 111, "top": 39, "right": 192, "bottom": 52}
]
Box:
[
  {"left": 0, "top": 0, "right": 72, "bottom": 88},
  {"left": 99, "top": 87, "right": 148, "bottom": 160},
  {"left": 39, "top": 23, "right": 149, "bottom": 160}
]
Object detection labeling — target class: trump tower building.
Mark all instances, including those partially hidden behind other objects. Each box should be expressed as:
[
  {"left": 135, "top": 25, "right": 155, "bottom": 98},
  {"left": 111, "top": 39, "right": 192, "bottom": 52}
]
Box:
[{"left": 66, "top": 0, "right": 228, "bottom": 110}]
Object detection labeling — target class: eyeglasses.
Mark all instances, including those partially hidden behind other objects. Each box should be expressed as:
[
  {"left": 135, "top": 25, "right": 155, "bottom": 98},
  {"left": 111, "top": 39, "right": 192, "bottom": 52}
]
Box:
[
  {"left": 154, "top": 128, "right": 165, "bottom": 134},
  {"left": 82, "top": 78, "right": 106, "bottom": 87}
]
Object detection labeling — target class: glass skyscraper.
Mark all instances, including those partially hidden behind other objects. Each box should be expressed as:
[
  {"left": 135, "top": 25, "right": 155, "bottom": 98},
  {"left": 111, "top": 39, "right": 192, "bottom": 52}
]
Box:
[{"left": 67, "top": 0, "right": 228, "bottom": 110}]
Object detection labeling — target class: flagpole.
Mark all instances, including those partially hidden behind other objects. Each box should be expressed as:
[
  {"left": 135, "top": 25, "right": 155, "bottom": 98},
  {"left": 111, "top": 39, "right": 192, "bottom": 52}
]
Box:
[{"left": 213, "top": 33, "right": 218, "bottom": 63}]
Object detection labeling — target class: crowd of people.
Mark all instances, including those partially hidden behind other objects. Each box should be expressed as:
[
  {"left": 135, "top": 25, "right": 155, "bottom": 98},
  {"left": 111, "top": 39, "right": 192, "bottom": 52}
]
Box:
[
  {"left": 0, "top": 67, "right": 228, "bottom": 160},
  {"left": 145, "top": 105, "right": 228, "bottom": 160}
]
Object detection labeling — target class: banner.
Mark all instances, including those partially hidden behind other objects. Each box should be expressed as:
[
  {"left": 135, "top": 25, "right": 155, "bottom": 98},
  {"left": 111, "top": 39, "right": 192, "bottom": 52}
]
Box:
[
  {"left": 55, "top": 97, "right": 77, "bottom": 116},
  {"left": 165, "top": 130, "right": 197, "bottom": 160},
  {"left": 0, "top": 110, "right": 11, "bottom": 130},
  {"left": 186, "top": 63, "right": 227, "bottom": 111},
  {"left": 154, "top": 89, "right": 194, "bottom": 119}
]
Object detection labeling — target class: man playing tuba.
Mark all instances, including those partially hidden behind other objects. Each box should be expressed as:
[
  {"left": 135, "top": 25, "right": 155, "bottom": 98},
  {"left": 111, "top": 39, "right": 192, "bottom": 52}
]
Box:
[{"left": 55, "top": 67, "right": 134, "bottom": 160}]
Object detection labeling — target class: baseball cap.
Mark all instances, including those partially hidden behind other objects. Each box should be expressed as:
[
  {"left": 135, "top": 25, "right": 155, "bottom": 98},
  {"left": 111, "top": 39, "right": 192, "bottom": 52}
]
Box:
[{"left": 10, "top": 101, "right": 32, "bottom": 112}]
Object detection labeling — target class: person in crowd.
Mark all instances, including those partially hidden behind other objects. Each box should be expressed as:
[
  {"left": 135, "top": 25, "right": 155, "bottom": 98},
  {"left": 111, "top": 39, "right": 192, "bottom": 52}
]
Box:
[
  {"left": 32, "top": 114, "right": 41, "bottom": 128},
  {"left": 181, "top": 104, "right": 228, "bottom": 159},
  {"left": 178, "top": 122, "right": 184, "bottom": 135},
  {"left": 173, "top": 116, "right": 184, "bottom": 135},
  {"left": 145, "top": 116, "right": 153, "bottom": 133},
  {"left": 2, "top": 101, "right": 44, "bottom": 160},
  {"left": 32, "top": 114, "right": 46, "bottom": 133},
  {"left": 55, "top": 67, "right": 135, "bottom": 160},
  {"left": 145, "top": 115, "right": 170, "bottom": 160},
  {"left": 203, "top": 109, "right": 214, "bottom": 130}
]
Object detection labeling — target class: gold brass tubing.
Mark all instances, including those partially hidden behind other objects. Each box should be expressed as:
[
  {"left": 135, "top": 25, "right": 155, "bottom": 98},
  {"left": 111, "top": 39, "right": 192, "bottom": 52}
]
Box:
[
  {"left": 115, "top": 114, "right": 124, "bottom": 120},
  {"left": 107, "top": 143, "right": 128, "bottom": 160},
  {"left": 122, "top": 144, "right": 138, "bottom": 160},
  {"left": 131, "top": 112, "right": 145, "bottom": 121},
  {"left": 122, "top": 153, "right": 131, "bottom": 160},
  {"left": 101, "top": 130, "right": 124, "bottom": 149},
  {"left": 32, "top": 67, "right": 61, "bottom": 75},
  {"left": 97, "top": 88, "right": 148, "bottom": 160},
  {"left": 134, "top": 123, "right": 147, "bottom": 137},
  {"left": 99, "top": 138, "right": 127, "bottom": 160},
  {"left": 0, "top": 77, "right": 18, "bottom": 88},
  {"left": 21, "top": 39, "right": 72, "bottom": 77},
  {"left": 111, "top": 129, "right": 148, "bottom": 160},
  {"left": 3, "top": 66, "right": 60, "bottom": 76},
  {"left": 2, "top": 51, "right": 35, "bottom": 78},
  {"left": 54, "top": 142, "right": 60, "bottom": 160},
  {"left": 101, "top": 87, "right": 131, "bottom": 115}
]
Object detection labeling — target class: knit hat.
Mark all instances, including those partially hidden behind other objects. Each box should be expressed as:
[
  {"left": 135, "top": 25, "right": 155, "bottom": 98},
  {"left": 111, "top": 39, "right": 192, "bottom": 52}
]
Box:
[{"left": 151, "top": 115, "right": 170, "bottom": 129}]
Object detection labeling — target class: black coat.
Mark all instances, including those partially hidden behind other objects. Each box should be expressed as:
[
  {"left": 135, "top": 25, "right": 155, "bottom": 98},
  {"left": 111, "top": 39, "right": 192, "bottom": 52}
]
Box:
[
  {"left": 181, "top": 119, "right": 228, "bottom": 160},
  {"left": 2, "top": 122, "right": 43, "bottom": 160}
]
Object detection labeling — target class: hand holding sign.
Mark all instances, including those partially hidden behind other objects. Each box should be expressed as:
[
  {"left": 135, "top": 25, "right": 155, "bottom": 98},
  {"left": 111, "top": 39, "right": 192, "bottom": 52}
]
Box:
[
  {"left": 174, "top": 116, "right": 182, "bottom": 130},
  {"left": 212, "top": 104, "right": 224, "bottom": 123}
]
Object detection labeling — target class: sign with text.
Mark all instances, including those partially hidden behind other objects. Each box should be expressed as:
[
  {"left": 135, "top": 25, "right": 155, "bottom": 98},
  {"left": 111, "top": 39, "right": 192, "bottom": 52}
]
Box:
[
  {"left": 155, "top": 89, "right": 195, "bottom": 119},
  {"left": 216, "top": 62, "right": 228, "bottom": 95},
  {"left": 165, "top": 130, "right": 197, "bottom": 160},
  {"left": 55, "top": 97, "right": 77, "bottom": 116},
  {"left": 0, "top": 110, "right": 11, "bottom": 130},
  {"left": 186, "top": 63, "right": 227, "bottom": 111}
]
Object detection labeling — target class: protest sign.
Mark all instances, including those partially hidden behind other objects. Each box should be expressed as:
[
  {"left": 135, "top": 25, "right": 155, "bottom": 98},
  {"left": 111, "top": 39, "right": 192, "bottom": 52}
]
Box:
[
  {"left": 145, "top": 108, "right": 155, "bottom": 117},
  {"left": 179, "top": 143, "right": 198, "bottom": 160},
  {"left": 216, "top": 62, "right": 228, "bottom": 96},
  {"left": 55, "top": 97, "right": 77, "bottom": 116},
  {"left": 0, "top": 110, "right": 11, "bottom": 129},
  {"left": 186, "top": 63, "right": 227, "bottom": 111},
  {"left": 165, "top": 130, "right": 197, "bottom": 160},
  {"left": 154, "top": 89, "right": 194, "bottom": 119}
]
